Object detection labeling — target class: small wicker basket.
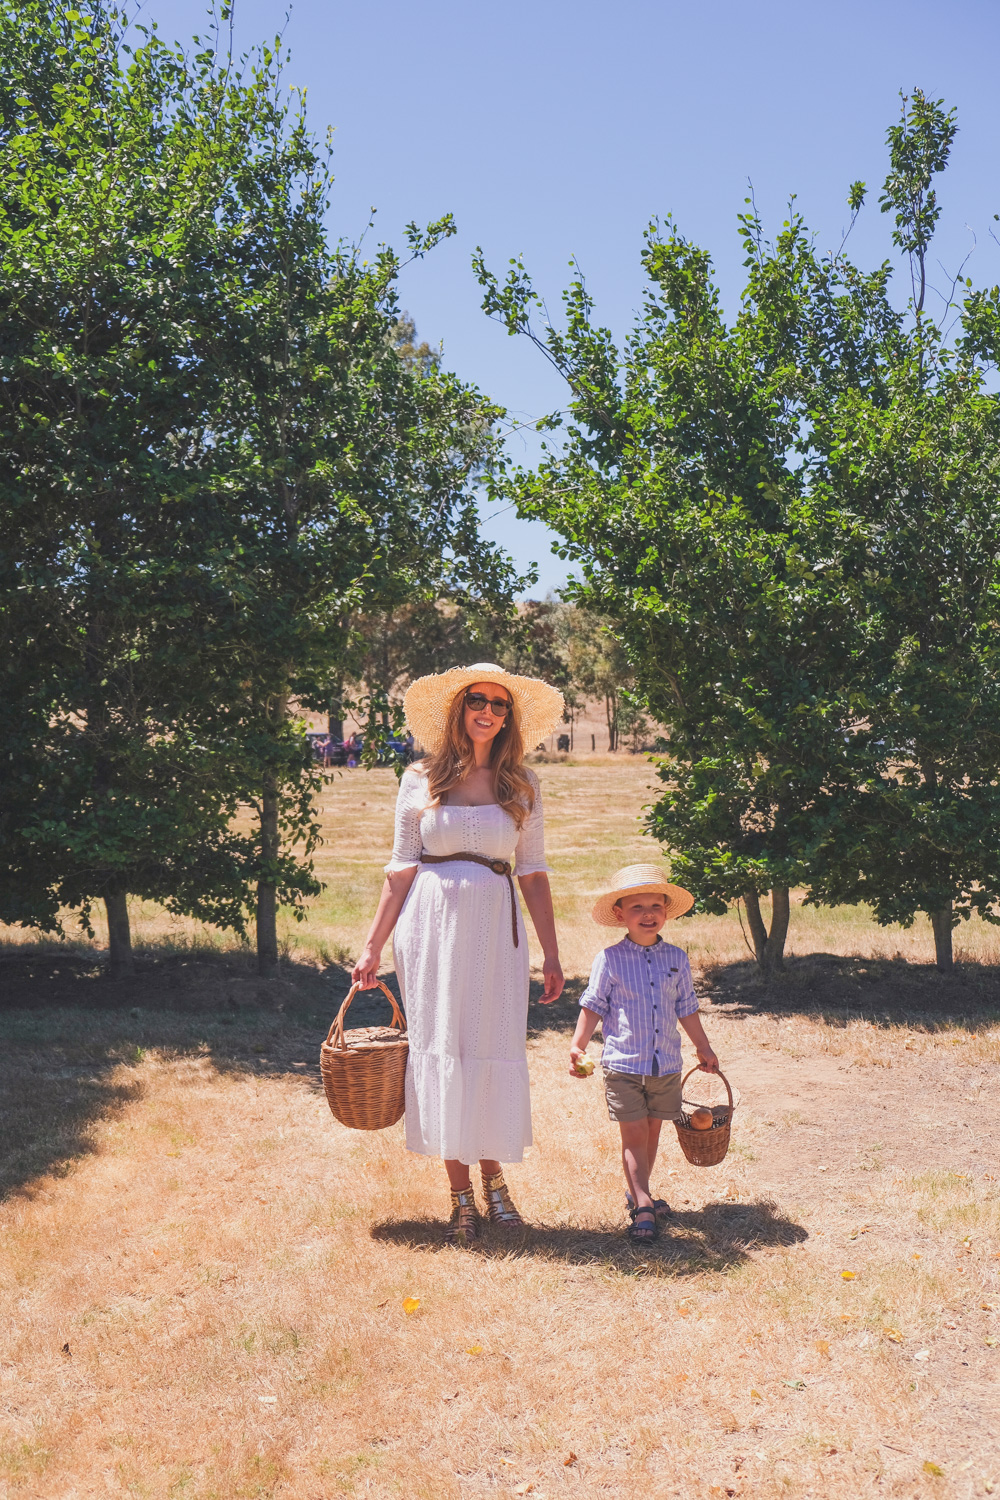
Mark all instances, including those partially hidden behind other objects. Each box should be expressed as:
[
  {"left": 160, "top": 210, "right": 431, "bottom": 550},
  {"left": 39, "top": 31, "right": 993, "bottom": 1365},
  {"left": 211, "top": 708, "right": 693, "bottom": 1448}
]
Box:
[
  {"left": 320, "top": 980, "right": 408, "bottom": 1131},
  {"left": 673, "top": 1066, "right": 735, "bottom": 1167}
]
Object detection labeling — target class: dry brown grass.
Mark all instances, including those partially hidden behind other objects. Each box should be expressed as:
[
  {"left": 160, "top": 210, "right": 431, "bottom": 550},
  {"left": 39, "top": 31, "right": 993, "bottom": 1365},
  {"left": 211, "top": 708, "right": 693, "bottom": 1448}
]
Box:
[{"left": 2, "top": 760, "right": 1000, "bottom": 1498}]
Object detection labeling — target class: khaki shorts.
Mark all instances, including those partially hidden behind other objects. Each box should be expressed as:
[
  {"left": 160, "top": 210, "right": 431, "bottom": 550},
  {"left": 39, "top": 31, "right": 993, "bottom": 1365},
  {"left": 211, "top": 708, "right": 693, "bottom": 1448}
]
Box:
[{"left": 603, "top": 1068, "right": 683, "bottom": 1124}]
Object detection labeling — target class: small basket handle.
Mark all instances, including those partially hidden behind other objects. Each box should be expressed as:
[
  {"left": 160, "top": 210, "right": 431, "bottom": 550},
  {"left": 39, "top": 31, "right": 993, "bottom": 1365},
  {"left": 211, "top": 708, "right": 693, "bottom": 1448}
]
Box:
[
  {"left": 680, "top": 1065, "right": 734, "bottom": 1116},
  {"left": 325, "top": 980, "right": 406, "bottom": 1051}
]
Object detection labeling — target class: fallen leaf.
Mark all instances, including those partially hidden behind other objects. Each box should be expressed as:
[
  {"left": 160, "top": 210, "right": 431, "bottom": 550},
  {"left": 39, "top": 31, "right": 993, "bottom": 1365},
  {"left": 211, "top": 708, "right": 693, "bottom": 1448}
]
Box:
[
  {"left": 840, "top": 1270, "right": 856, "bottom": 1280},
  {"left": 441, "top": 1391, "right": 459, "bottom": 1401},
  {"left": 782, "top": 1377, "right": 806, "bottom": 1390},
  {"left": 564, "top": 1453, "right": 577, "bottom": 1466},
  {"left": 376, "top": 1300, "right": 389, "bottom": 1308},
  {"left": 914, "top": 1349, "right": 930, "bottom": 1361},
  {"left": 402, "top": 1297, "right": 420, "bottom": 1316},
  {"left": 720, "top": 1408, "right": 740, "bottom": 1433},
  {"left": 466, "top": 1344, "right": 482, "bottom": 1355},
  {"left": 913, "top": 1253, "right": 922, "bottom": 1259},
  {"left": 884, "top": 1327, "right": 903, "bottom": 1343},
  {"left": 923, "top": 1461, "right": 944, "bottom": 1477},
  {"left": 258, "top": 1395, "right": 277, "bottom": 1405},
  {"left": 986, "top": 1337, "right": 998, "bottom": 1348},
  {"left": 677, "top": 1303, "right": 692, "bottom": 1316},
  {"left": 61, "top": 1343, "right": 71, "bottom": 1356},
  {"left": 814, "top": 1339, "right": 830, "bottom": 1356},
  {"left": 513, "top": 1485, "right": 534, "bottom": 1496},
  {"left": 750, "top": 1389, "right": 763, "bottom": 1401},
  {"left": 839, "top": 1314, "right": 853, "bottom": 1322},
  {"left": 982, "top": 1303, "right": 996, "bottom": 1312}
]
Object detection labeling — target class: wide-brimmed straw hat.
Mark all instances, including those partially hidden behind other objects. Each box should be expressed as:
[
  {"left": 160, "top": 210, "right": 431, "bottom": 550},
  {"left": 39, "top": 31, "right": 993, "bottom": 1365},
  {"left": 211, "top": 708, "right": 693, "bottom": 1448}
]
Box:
[
  {"left": 403, "top": 662, "right": 564, "bottom": 754},
  {"left": 591, "top": 862, "right": 695, "bottom": 927}
]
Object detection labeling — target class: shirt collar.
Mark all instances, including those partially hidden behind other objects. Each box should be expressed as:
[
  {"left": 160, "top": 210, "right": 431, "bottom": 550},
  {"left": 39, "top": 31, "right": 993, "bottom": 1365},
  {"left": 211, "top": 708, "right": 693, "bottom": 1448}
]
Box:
[{"left": 621, "top": 933, "right": 663, "bottom": 949}]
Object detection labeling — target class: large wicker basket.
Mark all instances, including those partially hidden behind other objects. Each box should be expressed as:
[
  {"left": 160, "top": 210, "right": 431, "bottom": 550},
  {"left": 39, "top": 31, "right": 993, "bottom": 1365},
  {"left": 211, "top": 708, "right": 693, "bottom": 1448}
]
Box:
[
  {"left": 320, "top": 981, "right": 408, "bottom": 1131},
  {"left": 673, "top": 1066, "right": 735, "bottom": 1167}
]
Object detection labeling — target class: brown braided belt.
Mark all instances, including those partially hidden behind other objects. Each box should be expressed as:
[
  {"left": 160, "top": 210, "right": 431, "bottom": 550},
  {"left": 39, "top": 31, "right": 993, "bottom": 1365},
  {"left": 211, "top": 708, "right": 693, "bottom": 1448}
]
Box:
[{"left": 419, "top": 852, "right": 519, "bottom": 947}]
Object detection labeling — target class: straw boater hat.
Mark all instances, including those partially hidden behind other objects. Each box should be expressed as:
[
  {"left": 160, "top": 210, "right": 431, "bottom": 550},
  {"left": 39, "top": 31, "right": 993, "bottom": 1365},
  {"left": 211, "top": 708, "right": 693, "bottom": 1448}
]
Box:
[
  {"left": 403, "top": 662, "right": 565, "bottom": 754},
  {"left": 591, "top": 863, "right": 695, "bottom": 927}
]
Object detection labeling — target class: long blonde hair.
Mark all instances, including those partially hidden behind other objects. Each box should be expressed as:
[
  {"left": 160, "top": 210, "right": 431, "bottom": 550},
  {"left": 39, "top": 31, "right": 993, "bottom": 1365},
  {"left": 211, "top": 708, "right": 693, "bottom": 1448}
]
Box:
[{"left": 421, "top": 687, "right": 535, "bottom": 829}]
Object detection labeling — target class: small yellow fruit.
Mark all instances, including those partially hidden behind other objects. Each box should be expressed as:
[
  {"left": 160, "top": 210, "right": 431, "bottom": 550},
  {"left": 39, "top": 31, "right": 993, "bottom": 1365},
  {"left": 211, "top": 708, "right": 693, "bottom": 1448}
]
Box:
[
  {"left": 574, "top": 1057, "right": 595, "bottom": 1076},
  {"left": 689, "top": 1108, "right": 714, "bottom": 1130}
]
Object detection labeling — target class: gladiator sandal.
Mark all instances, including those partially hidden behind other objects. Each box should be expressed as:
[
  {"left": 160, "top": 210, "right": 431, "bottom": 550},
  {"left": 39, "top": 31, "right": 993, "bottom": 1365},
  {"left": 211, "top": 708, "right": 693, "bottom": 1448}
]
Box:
[
  {"left": 446, "top": 1185, "right": 480, "bottom": 1247},
  {"left": 481, "top": 1169, "right": 524, "bottom": 1227}
]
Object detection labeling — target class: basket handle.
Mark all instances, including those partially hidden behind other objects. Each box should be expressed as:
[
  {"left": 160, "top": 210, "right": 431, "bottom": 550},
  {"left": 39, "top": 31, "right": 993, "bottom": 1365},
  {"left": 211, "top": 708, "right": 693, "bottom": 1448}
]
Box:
[
  {"left": 325, "top": 980, "right": 406, "bottom": 1051},
  {"left": 680, "top": 1065, "right": 734, "bottom": 1115}
]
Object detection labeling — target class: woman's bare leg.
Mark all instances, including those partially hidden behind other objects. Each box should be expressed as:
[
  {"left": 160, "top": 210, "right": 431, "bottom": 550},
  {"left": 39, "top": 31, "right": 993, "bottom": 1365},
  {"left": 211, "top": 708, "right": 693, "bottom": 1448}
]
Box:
[{"left": 444, "top": 1159, "right": 471, "bottom": 1191}]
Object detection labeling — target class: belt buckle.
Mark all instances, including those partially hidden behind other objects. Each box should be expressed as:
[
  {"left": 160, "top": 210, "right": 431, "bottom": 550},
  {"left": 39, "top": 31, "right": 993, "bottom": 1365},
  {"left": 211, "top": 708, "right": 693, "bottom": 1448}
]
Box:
[{"left": 490, "top": 860, "right": 506, "bottom": 875}]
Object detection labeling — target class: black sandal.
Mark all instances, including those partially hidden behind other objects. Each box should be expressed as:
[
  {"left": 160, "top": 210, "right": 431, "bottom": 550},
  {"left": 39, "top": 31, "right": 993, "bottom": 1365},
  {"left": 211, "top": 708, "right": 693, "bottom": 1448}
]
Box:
[
  {"left": 627, "top": 1194, "right": 670, "bottom": 1218},
  {"left": 446, "top": 1186, "right": 480, "bottom": 1247},
  {"left": 627, "top": 1205, "right": 659, "bottom": 1243}
]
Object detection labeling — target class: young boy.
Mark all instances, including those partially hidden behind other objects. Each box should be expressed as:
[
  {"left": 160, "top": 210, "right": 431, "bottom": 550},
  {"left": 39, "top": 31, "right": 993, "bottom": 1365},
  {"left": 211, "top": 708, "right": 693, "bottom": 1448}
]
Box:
[{"left": 569, "top": 863, "right": 719, "bottom": 1243}]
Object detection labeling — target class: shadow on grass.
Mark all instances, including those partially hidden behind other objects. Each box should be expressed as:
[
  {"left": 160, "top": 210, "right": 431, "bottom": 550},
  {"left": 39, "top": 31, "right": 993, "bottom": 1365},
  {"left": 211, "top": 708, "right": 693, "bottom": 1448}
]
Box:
[
  {"left": 698, "top": 952, "right": 1000, "bottom": 1030},
  {"left": 370, "top": 1196, "right": 807, "bottom": 1276},
  {"left": 0, "top": 946, "right": 369, "bottom": 1200}
]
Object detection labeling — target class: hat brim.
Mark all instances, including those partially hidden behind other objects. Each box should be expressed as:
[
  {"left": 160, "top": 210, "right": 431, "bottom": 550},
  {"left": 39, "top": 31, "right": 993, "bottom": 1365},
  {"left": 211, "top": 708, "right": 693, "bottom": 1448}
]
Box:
[
  {"left": 591, "top": 881, "right": 695, "bottom": 927},
  {"left": 403, "top": 663, "right": 565, "bottom": 753}
]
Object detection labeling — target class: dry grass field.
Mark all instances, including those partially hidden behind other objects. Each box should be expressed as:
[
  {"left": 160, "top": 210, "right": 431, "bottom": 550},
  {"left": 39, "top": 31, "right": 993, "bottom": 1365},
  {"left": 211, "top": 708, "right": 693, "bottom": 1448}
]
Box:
[{"left": 2, "top": 759, "right": 1000, "bottom": 1499}]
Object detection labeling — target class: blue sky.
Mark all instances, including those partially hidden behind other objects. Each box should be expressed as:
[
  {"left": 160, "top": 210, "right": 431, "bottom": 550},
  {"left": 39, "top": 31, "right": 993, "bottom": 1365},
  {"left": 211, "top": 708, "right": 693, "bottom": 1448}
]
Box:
[{"left": 162, "top": 0, "right": 1000, "bottom": 593}]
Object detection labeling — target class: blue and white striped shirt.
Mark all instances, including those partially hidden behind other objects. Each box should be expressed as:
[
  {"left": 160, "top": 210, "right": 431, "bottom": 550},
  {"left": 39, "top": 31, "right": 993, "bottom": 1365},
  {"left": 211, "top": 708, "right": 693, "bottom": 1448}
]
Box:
[{"left": 579, "top": 935, "right": 700, "bottom": 1077}]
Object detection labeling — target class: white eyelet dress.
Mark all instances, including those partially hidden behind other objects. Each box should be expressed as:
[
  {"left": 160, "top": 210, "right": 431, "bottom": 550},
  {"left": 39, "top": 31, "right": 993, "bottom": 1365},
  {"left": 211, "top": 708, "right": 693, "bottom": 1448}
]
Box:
[{"left": 386, "top": 765, "right": 551, "bottom": 1166}]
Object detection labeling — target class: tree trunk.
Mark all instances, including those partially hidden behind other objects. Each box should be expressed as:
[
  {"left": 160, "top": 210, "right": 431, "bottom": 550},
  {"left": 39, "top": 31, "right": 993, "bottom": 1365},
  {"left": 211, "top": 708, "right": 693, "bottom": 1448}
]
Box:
[
  {"left": 606, "top": 694, "right": 618, "bottom": 751},
  {"left": 257, "top": 775, "right": 280, "bottom": 977},
  {"left": 328, "top": 679, "right": 344, "bottom": 740},
  {"left": 103, "top": 888, "right": 135, "bottom": 978},
  {"left": 743, "top": 887, "right": 790, "bottom": 973},
  {"left": 930, "top": 901, "right": 954, "bottom": 972}
]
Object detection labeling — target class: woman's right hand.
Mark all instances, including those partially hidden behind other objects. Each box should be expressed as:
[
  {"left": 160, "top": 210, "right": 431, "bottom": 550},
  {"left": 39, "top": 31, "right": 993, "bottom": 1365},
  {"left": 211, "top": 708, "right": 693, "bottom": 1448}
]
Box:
[{"left": 351, "top": 945, "right": 381, "bottom": 988}]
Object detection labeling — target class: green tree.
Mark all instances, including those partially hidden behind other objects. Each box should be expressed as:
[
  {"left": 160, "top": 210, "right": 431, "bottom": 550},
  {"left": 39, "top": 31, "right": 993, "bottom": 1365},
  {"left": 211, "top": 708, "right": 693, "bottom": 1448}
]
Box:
[
  {"left": 0, "top": 0, "right": 276, "bottom": 973},
  {"left": 804, "top": 94, "right": 1000, "bottom": 971},
  {"left": 477, "top": 91, "right": 1000, "bottom": 974},
  {"left": 476, "top": 215, "right": 882, "bottom": 968},
  {"left": 0, "top": 3, "right": 517, "bottom": 979},
  {"left": 201, "top": 153, "right": 514, "bottom": 973}
]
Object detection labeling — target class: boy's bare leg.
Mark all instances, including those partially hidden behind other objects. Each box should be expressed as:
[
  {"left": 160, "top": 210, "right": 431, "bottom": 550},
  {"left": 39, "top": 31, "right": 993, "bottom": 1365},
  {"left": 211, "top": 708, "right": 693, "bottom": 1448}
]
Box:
[
  {"left": 646, "top": 1118, "right": 663, "bottom": 1180},
  {"left": 619, "top": 1121, "right": 654, "bottom": 1210}
]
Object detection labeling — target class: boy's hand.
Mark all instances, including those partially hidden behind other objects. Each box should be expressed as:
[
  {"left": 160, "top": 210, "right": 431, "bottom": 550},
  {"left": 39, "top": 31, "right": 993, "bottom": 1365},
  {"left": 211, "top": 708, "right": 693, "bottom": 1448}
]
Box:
[
  {"left": 569, "top": 1047, "right": 594, "bottom": 1077},
  {"left": 696, "top": 1046, "right": 719, "bottom": 1073}
]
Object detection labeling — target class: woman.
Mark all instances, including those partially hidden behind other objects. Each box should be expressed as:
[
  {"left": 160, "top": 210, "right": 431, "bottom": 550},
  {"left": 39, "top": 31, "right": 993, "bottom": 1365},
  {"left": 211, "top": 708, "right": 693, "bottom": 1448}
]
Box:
[{"left": 352, "top": 662, "right": 565, "bottom": 1245}]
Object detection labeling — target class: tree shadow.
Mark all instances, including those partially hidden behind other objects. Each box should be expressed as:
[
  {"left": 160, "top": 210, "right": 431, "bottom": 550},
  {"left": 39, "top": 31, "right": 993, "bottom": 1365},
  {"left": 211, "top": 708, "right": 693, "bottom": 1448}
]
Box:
[
  {"left": 0, "top": 947, "right": 369, "bottom": 1199},
  {"left": 698, "top": 952, "right": 1000, "bottom": 1030},
  {"left": 370, "top": 1196, "right": 807, "bottom": 1277}
]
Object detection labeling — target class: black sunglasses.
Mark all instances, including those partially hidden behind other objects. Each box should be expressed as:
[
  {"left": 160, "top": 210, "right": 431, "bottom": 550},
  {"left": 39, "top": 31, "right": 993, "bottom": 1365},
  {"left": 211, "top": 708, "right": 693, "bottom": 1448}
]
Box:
[{"left": 464, "top": 690, "right": 512, "bottom": 718}]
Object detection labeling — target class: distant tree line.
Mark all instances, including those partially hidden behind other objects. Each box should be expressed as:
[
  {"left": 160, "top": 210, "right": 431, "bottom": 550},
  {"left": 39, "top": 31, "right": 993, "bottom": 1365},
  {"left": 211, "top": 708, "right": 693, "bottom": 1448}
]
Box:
[
  {"left": 479, "top": 90, "right": 1000, "bottom": 974},
  {"left": 342, "top": 597, "right": 645, "bottom": 753}
]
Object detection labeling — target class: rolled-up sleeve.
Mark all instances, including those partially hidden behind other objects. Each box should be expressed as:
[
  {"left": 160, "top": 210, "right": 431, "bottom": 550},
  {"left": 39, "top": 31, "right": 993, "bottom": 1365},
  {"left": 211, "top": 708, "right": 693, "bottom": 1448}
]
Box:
[
  {"left": 579, "top": 948, "right": 612, "bottom": 1020},
  {"left": 513, "top": 768, "right": 552, "bottom": 876},
  {"left": 384, "top": 767, "right": 425, "bottom": 872},
  {"left": 673, "top": 954, "right": 699, "bottom": 1018}
]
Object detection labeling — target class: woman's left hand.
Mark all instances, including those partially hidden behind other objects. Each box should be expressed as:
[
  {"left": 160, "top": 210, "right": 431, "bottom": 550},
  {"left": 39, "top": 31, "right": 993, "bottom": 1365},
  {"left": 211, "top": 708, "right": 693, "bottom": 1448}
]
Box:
[{"left": 539, "top": 955, "right": 564, "bottom": 1005}]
